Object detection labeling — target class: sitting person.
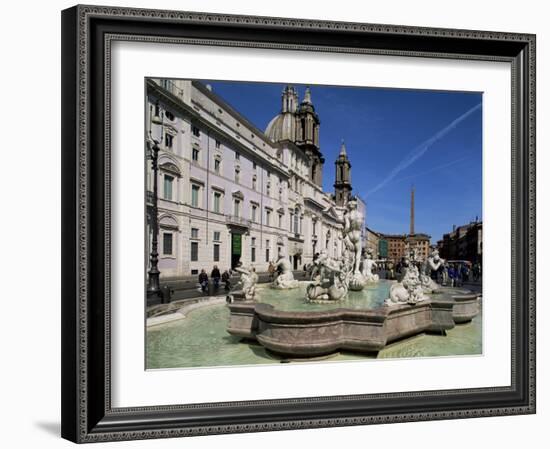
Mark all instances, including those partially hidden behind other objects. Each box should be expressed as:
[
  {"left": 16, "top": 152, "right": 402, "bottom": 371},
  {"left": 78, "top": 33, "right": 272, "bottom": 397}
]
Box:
[
  {"left": 211, "top": 265, "right": 221, "bottom": 289},
  {"left": 198, "top": 269, "right": 209, "bottom": 293},
  {"left": 221, "top": 269, "right": 231, "bottom": 291}
]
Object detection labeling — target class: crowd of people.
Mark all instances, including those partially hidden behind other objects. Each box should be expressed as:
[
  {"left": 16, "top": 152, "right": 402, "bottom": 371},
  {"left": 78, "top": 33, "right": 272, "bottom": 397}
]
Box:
[
  {"left": 197, "top": 265, "right": 232, "bottom": 293},
  {"left": 375, "top": 260, "right": 481, "bottom": 286}
]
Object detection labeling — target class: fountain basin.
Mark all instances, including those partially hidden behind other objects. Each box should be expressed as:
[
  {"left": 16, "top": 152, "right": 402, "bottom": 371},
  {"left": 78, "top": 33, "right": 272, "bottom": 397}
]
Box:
[{"left": 227, "top": 292, "right": 480, "bottom": 357}]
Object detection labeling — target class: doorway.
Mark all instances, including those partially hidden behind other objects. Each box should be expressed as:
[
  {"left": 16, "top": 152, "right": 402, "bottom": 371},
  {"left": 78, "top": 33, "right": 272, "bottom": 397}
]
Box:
[{"left": 231, "top": 233, "right": 242, "bottom": 269}]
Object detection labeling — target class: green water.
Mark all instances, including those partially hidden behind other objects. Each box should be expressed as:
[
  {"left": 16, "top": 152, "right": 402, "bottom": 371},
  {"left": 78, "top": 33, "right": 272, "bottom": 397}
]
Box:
[
  {"left": 146, "top": 281, "right": 482, "bottom": 369},
  {"left": 255, "top": 280, "right": 391, "bottom": 311}
]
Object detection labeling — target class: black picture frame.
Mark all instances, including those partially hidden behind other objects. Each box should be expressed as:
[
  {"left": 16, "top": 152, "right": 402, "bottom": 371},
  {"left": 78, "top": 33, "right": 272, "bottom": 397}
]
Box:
[{"left": 61, "top": 4, "right": 536, "bottom": 443}]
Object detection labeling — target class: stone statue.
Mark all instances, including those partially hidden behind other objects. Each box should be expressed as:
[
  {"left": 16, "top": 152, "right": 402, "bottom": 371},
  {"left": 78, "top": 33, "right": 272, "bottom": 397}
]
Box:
[
  {"left": 343, "top": 198, "right": 364, "bottom": 274},
  {"left": 385, "top": 257, "right": 428, "bottom": 306},
  {"left": 271, "top": 253, "right": 300, "bottom": 289},
  {"left": 306, "top": 252, "right": 349, "bottom": 302},
  {"left": 343, "top": 198, "right": 366, "bottom": 291},
  {"left": 230, "top": 264, "right": 258, "bottom": 302},
  {"left": 420, "top": 248, "right": 445, "bottom": 292},
  {"left": 361, "top": 249, "right": 379, "bottom": 283}
]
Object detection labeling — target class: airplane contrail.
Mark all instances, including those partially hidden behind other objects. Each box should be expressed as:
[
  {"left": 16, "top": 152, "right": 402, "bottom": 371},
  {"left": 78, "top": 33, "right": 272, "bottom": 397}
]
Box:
[{"left": 366, "top": 102, "right": 482, "bottom": 197}]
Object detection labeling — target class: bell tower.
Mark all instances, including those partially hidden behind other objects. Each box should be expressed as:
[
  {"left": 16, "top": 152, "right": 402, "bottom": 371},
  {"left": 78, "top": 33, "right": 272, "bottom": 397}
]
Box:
[
  {"left": 296, "top": 87, "right": 324, "bottom": 187},
  {"left": 334, "top": 140, "right": 352, "bottom": 206}
]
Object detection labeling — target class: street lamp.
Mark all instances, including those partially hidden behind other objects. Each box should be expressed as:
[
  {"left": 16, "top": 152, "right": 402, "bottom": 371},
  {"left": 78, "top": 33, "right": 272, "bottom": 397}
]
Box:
[{"left": 147, "top": 103, "right": 164, "bottom": 305}]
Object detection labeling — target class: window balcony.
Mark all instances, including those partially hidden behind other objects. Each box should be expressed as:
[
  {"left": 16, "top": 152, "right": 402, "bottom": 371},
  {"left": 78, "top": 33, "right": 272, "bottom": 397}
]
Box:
[{"left": 225, "top": 215, "right": 251, "bottom": 229}]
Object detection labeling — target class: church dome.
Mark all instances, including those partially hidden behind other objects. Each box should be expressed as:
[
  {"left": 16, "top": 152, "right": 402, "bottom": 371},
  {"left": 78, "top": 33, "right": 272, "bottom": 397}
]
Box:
[
  {"left": 265, "top": 85, "right": 299, "bottom": 142},
  {"left": 265, "top": 112, "right": 296, "bottom": 142}
]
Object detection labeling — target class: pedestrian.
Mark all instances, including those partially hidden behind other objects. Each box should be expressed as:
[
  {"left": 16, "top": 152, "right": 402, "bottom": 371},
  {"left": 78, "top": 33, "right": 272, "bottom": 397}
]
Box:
[
  {"left": 211, "top": 265, "right": 221, "bottom": 289},
  {"left": 456, "top": 264, "right": 463, "bottom": 287},
  {"left": 448, "top": 264, "right": 456, "bottom": 287},
  {"left": 221, "top": 269, "right": 231, "bottom": 291},
  {"left": 268, "top": 261, "right": 276, "bottom": 280},
  {"left": 473, "top": 263, "right": 480, "bottom": 282},
  {"left": 461, "top": 264, "right": 469, "bottom": 283},
  {"left": 198, "top": 269, "right": 208, "bottom": 293}
]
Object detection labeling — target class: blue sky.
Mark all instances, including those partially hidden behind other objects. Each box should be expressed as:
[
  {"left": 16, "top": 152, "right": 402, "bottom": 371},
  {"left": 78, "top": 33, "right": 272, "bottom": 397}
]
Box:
[{"left": 203, "top": 80, "right": 482, "bottom": 244}]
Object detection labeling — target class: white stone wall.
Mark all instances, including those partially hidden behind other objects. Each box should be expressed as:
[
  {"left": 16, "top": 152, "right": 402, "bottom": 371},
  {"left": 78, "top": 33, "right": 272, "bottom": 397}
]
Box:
[{"left": 146, "top": 79, "right": 350, "bottom": 278}]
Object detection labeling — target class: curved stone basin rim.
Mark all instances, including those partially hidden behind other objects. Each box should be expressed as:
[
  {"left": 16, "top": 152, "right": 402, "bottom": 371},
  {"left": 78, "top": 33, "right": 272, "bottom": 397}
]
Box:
[{"left": 227, "top": 293, "right": 481, "bottom": 357}]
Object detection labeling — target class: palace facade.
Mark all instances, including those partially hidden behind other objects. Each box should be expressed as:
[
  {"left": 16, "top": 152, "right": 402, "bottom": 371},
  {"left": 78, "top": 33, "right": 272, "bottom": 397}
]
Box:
[{"left": 146, "top": 79, "right": 365, "bottom": 279}]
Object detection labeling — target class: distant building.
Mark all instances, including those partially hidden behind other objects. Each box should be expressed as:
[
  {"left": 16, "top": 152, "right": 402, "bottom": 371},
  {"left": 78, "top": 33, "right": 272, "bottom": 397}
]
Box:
[
  {"left": 146, "top": 79, "right": 364, "bottom": 279},
  {"left": 365, "top": 227, "right": 380, "bottom": 259},
  {"left": 437, "top": 220, "right": 482, "bottom": 264},
  {"left": 368, "top": 186, "right": 430, "bottom": 263}
]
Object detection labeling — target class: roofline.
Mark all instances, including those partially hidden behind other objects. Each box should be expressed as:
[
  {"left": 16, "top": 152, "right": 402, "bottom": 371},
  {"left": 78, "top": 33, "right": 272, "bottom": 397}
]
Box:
[{"left": 192, "top": 80, "right": 274, "bottom": 147}]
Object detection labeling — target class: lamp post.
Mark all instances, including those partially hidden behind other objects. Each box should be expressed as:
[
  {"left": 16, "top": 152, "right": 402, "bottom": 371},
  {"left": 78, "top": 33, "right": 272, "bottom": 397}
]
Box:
[{"left": 147, "top": 102, "right": 164, "bottom": 305}]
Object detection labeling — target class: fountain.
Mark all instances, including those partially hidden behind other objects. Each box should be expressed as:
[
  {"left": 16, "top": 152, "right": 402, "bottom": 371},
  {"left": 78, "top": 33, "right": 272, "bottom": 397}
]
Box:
[
  {"left": 226, "top": 200, "right": 481, "bottom": 358},
  {"left": 306, "top": 198, "right": 366, "bottom": 301}
]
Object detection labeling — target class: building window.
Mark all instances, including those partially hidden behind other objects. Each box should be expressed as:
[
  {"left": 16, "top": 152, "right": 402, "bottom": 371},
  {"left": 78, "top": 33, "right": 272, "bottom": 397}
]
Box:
[
  {"left": 214, "top": 157, "right": 221, "bottom": 173},
  {"left": 192, "top": 126, "right": 200, "bottom": 137},
  {"left": 192, "top": 147, "right": 199, "bottom": 162},
  {"left": 293, "top": 208, "right": 299, "bottom": 234},
  {"left": 266, "top": 182, "right": 271, "bottom": 196},
  {"left": 215, "top": 139, "right": 221, "bottom": 149},
  {"left": 165, "top": 133, "right": 174, "bottom": 149},
  {"left": 191, "top": 228, "right": 199, "bottom": 239},
  {"left": 265, "top": 240, "right": 270, "bottom": 262},
  {"left": 233, "top": 199, "right": 241, "bottom": 217},
  {"left": 278, "top": 214, "right": 283, "bottom": 228},
  {"left": 165, "top": 110, "right": 175, "bottom": 121},
  {"left": 235, "top": 152, "right": 240, "bottom": 160},
  {"left": 253, "top": 161, "right": 257, "bottom": 170},
  {"left": 251, "top": 247, "right": 256, "bottom": 262},
  {"left": 213, "top": 192, "right": 222, "bottom": 213},
  {"left": 190, "top": 241, "right": 199, "bottom": 261},
  {"left": 252, "top": 175, "right": 257, "bottom": 191},
  {"left": 191, "top": 184, "right": 200, "bottom": 207},
  {"left": 251, "top": 205, "right": 257, "bottom": 223},
  {"left": 235, "top": 168, "right": 240, "bottom": 183},
  {"left": 213, "top": 231, "right": 221, "bottom": 241},
  {"left": 213, "top": 244, "right": 220, "bottom": 262},
  {"left": 265, "top": 209, "right": 271, "bottom": 227},
  {"left": 163, "top": 233, "right": 173, "bottom": 255},
  {"left": 163, "top": 175, "right": 173, "bottom": 200}
]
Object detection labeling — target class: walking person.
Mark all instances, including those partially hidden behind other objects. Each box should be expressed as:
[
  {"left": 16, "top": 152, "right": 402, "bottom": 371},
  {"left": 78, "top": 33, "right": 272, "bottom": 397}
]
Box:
[
  {"left": 198, "top": 269, "right": 209, "bottom": 293},
  {"left": 211, "top": 265, "right": 221, "bottom": 290}
]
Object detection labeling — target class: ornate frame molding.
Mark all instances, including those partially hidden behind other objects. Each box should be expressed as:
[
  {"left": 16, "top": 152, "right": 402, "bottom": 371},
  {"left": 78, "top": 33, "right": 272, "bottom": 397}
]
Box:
[{"left": 61, "top": 4, "right": 536, "bottom": 443}]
